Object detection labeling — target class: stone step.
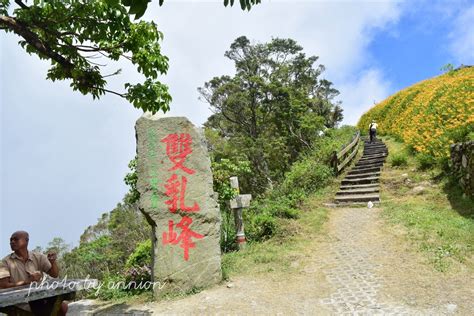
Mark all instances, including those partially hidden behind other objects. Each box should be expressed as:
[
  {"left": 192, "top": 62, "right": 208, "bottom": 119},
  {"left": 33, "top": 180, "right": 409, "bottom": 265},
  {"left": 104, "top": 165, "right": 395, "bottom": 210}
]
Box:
[
  {"left": 351, "top": 164, "right": 382, "bottom": 170},
  {"left": 361, "top": 151, "right": 387, "bottom": 157},
  {"left": 331, "top": 201, "right": 381, "bottom": 207},
  {"left": 335, "top": 193, "right": 380, "bottom": 203},
  {"left": 364, "top": 142, "right": 386, "bottom": 147},
  {"left": 336, "top": 187, "right": 379, "bottom": 195},
  {"left": 363, "top": 149, "right": 388, "bottom": 154},
  {"left": 364, "top": 140, "right": 384, "bottom": 144},
  {"left": 362, "top": 148, "right": 388, "bottom": 155},
  {"left": 341, "top": 176, "right": 379, "bottom": 185},
  {"left": 364, "top": 146, "right": 387, "bottom": 150},
  {"left": 354, "top": 164, "right": 384, "bottom": 170},
  {"left": 345, "top": 172, "right": 380, "bottom": 179},
  {"left": 364, "top": 145, "right": 385, "bottom": 148},
  {"left": 355, "top": 165, "right": 384, "bottom": 171},
  {"left": 360, "top": 153, "right": 387, "bottom": 159},
  {"left": 339, "top": 183, "right": 379, "bottom": 190},
  {"left": 357, "top": 159, "right": 385, "bottom": 165},
  {"left": 359, "top": 155, "right": 386, "bottom": 162},
  {"left": 364, "top": 143, "right": 386, "bottom": 147},
  {"left": 348, "top": 166, "right": 381, "bottom": 175},
  {"left": 356, "top": 160, "right": 385, "bottom": 167},
  {"left": 358, "top": 156, "right": 386, "bottom": 162}
]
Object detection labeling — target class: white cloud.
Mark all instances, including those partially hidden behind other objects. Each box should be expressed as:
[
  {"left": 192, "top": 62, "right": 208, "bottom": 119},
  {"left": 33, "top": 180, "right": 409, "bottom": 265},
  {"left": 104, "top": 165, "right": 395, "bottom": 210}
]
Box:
[
  {"left": 337, "top": 69, "right": 392, "bottom": 126},
  {"left": 449, "top": 4, "right": 474, "bottom": 64}
]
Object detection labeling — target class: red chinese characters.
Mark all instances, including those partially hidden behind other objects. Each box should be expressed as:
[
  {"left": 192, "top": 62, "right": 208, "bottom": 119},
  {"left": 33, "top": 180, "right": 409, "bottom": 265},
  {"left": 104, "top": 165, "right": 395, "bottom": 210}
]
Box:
[
  {"left": 162, "top": 216, "right": 204, "bottom": 261},
  {"left": 161, "top": 133, "right": 200, "bottom": 213},
  {"left": 164, "top": 174, "right": 200, "bottom": 213},
  {"left": 161, "top": 133, "right": 196, "bottom": 175},
  {"left": 160, "top": 133, "right": 202, "bottom": 261}
]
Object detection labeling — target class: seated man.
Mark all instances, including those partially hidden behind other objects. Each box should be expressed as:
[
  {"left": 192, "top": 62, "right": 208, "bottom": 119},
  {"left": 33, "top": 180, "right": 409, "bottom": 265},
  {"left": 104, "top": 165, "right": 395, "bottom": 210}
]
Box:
[{"left": 0, "top": 231, "right": 68, "bottom": 315}]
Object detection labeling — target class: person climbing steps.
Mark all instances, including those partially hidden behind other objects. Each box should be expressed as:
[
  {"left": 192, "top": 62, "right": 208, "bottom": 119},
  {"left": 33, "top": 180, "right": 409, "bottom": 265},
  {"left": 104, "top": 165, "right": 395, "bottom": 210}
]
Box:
[{"left": 369, "top": 120, "right": 378, "bottom": 143}]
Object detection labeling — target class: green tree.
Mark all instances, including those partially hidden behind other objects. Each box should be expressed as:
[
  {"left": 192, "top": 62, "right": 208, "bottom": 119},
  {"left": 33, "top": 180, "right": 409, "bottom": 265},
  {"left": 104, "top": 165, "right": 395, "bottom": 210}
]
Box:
[
  {"left": 45, "top": 237, "right": 70, "bottom": 259},
  {"left": 198, "top": 36, "right": 343, "bottom": 193},
  {"left": 0, "top": 0, "right": 261, "bottom": 114}
]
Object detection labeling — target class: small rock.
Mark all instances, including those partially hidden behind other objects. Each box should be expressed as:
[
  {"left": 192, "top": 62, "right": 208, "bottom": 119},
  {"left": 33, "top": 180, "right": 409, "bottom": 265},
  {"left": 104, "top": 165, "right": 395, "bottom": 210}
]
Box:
[
  {"left": 445, "top": 303, "right": 457, "bottom": 314},
  {"left": 461, "top": 155, "right": 467, "bottom": 168},
  {"left": 401, "top": 173, "right": 408, "bottom": 178},
  {"left": 226, "top": 283, "right": 234, "bottom": 288},
  {"left": 367, "top": 201, "right": 374, "bottom": 208},
  {"left": 419, "top": 180, "right": 432, "bottom": 187},
  {"left": 412, "top": 186, "right": 426, "bottom": 195},
  {"left": 290, "top": 261, "right": 300, "bottom": 268}
]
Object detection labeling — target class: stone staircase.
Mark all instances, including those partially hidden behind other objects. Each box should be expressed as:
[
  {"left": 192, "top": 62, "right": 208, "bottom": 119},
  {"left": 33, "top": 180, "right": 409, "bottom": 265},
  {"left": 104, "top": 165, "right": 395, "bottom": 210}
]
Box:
[{"left": 334, "top": 138, "right": 388, "bottom": 205}]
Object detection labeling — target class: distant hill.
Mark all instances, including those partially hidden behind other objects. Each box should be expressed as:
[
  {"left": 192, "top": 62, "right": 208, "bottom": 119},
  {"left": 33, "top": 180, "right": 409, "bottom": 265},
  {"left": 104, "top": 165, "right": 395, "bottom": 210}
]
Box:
[{"left": 357, "top": 66, "right": 474, "bottom": 162}]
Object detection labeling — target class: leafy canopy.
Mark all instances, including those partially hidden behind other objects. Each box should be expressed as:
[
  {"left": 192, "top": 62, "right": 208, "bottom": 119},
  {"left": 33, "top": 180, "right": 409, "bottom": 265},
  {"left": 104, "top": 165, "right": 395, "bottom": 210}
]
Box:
[{"left": 0, "top": 0, "right": 261, "bottom": 114}]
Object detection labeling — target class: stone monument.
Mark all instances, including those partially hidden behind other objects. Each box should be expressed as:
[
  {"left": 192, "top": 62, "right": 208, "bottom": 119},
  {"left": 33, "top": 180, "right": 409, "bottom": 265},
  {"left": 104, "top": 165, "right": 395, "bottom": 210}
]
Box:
[{"left": 135, "top": 115, "right": 222, "bottom": 297}]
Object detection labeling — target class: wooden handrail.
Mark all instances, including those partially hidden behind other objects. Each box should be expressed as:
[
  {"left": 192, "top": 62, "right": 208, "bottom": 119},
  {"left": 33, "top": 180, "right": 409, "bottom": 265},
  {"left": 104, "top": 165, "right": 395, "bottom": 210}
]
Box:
[
  {"left": 331, "top": 131, "right": 360, "bottom": 174},
  {"left": 337, "top": 131, "right": 360, "bottom": 159}
]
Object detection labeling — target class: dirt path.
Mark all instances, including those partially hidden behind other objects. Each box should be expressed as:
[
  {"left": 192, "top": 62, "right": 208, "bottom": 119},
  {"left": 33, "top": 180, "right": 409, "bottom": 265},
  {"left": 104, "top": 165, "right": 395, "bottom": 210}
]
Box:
[{"left": 71, "top": 206, "right": 473, "bottom": 315}]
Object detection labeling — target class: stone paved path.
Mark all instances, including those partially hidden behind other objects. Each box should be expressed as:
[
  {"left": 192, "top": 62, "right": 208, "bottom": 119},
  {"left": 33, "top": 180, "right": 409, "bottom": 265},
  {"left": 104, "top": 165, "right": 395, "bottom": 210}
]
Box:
[
  {"left": 318, "top": 208, "right": 431, "bottom": 315},
  {"left": 68, "top": 202, "right": 473, "bottom": 315}
]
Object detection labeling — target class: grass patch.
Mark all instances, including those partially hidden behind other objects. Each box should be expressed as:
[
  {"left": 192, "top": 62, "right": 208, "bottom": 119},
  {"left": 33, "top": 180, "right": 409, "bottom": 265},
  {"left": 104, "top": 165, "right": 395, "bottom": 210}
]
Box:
[
  {"left": 390, "top": 153, "right": 408, "bottom": 167},
  {"left": 379, "top": 135, "right": 474, "bottom": 272}
]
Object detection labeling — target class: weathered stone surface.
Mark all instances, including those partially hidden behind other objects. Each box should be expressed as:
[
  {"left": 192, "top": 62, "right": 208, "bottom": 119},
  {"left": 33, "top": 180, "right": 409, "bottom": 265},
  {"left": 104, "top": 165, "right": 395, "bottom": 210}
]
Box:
[
  {"left": 229, "top": 194, "right": 252, "bottom": 209},
  {"left": 411, "top": 186, "right": 426, "bottom": 195},
  {"left": 135, "top": 116, "right": 222, "bottom": 298},
  {"left": 450, "top": 140, "right": 473, "bottom": 197}
]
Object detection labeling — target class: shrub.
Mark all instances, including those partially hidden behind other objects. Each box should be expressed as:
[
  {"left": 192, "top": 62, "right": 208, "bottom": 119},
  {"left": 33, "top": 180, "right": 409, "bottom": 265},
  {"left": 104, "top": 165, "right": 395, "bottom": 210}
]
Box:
[
  {"left": 220, "top": 208, "right": 238, "bottom": 253},
  {"left": 416, "top": 152, "right": 436, "bottom": 170},
  {"left": 122, "top": 239, "right": 153, "bottom": 295},
  {"left": 390, "top": 153, "right": 408, "bottom": 167},
  {"left": 125, "top": 239, "right": 152, "bottom": 268},
  {"left": 93, "top": 273, "right": 130, "bottom": 300},
  {"left": 261, "top": 198, "right": 300, "bottom": 219},
  {"left": 123, "top": 265, "right": 152, "bottom": 295},
  {"left": 244, "top": 210, "right": 277, "bottom": 242},
  {"left": 280, "top": 160, "right": 333, "bottom": 195}
]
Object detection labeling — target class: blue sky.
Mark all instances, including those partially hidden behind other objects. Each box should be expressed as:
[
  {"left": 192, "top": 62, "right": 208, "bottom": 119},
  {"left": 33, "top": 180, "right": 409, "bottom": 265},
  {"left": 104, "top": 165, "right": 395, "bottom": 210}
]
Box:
[{"left": 1, "top": 0, "right": 473, "bottom": 255}]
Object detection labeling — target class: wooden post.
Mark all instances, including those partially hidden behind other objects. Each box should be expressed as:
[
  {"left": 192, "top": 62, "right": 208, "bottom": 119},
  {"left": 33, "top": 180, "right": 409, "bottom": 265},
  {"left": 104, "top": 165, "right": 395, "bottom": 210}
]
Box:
[
  {"left": 228, "top": 176, "right": 252, "bottom": 250},
  {"left": 331, "top": 151, "right": 339, "bottom": 174}
]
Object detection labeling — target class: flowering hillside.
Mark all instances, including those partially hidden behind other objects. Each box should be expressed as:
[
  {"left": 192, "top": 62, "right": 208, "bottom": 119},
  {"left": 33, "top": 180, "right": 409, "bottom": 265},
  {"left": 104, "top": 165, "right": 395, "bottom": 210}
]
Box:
[{"left": 357, "top": 66, "right": 474, "bottom": 162}]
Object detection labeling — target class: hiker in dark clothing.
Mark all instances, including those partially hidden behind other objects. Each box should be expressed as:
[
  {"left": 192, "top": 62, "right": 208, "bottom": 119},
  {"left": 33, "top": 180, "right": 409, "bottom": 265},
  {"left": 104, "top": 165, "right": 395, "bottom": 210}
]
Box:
[{"left": 369, "top": 120, "right": 378, "bottom": 143}]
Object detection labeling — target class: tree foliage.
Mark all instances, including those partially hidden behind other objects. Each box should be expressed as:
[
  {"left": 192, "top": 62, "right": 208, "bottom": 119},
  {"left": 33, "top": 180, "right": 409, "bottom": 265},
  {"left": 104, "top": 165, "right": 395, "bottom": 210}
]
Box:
[
  {"left": 199, "top": 36, "right": 343, "bottom": 194},
  {"left": 0, "top": 0, "right": 261, "bottom": 113},
  {"left": 124, "top": 0, "right": 262, "bottom": 19}
]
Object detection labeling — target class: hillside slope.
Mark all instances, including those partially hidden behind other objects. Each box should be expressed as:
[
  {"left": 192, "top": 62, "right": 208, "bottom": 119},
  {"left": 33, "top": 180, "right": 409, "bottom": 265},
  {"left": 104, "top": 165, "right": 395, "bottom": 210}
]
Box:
[{"left": 357, "top": 66, "right": 474, "bottom": 162}]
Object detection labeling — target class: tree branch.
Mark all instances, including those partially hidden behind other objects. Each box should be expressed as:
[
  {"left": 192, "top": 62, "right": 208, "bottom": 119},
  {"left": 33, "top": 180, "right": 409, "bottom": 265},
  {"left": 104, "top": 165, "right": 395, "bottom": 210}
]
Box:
[
  {"left": 94, "top": 87, "right": 127, "bottom": 98},
  {"left": 0, "top": 15, "right": 74, "bottom": 73},
  {"left": 14, "top": 0, "right": 29, "bottom": 10}
]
